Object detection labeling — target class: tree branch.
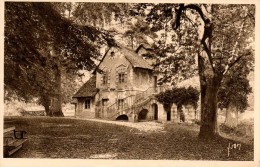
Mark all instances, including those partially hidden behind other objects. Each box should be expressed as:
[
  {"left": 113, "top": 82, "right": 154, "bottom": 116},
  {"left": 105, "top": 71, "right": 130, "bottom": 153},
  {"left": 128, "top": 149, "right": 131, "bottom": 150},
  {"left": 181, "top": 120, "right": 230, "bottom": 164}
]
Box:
[
  {"left": 184, "top": 4, "right": 208, "bottom": 22},
  {"left": 223, "top": 52, "right": 251, "bottom": 75},
  {"left": 173, "top": 4, "right": 208, "bottom": 30},
  {"left": 173, "top": 4, "right": 184, "bottom": 30},
  {"left": 183, "top": 13, "right": 198, "bottom": 29},
  {"left": 173, "top": 4, "right": 215, "bottom": 72},
  {"left": 202, "top": 40, "right": 215, "bottom": 72}
]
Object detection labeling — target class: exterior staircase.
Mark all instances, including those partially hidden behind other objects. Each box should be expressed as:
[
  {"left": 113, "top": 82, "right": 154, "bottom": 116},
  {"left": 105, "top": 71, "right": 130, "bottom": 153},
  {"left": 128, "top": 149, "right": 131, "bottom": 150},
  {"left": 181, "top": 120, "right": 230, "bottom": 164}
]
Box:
[{"left": 97, "top": 86, "right": 169, "bottom": 120}]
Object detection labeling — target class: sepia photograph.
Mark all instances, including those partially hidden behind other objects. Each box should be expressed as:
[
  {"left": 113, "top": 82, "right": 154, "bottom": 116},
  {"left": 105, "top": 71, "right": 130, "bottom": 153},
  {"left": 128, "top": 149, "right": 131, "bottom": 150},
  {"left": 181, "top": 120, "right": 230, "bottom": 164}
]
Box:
[{"left": 1, "top": 0, "right": 259, "bottom": 166}]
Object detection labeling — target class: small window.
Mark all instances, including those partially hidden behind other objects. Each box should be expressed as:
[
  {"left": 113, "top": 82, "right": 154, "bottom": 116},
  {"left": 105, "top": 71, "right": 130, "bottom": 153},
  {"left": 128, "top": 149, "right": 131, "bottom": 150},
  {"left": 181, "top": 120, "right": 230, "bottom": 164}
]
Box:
[
  {"left": 85, "top": 99, "right": 91, "bottom": 109},
  {"left": 111, "top": 51, "right": 115, "bottom": 57},
  {"left": 118, "top": 99, "right": 124, "bottom": 109},
  {"left": 102, "top": 74, "right": 108, "bottom": 85},
  {"left": 118, "top": 73, "right": 125, "bottom": 83},
  {"left": 102, "top": 99, "right": 109, "bottom": 106}
]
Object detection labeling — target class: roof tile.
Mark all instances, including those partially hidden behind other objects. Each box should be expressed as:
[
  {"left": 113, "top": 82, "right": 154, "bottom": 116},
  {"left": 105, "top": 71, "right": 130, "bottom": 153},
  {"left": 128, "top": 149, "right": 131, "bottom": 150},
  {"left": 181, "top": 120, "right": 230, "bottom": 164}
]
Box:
[
  {"left": 120, "top": 46, "right": 153, "bottom": 70},
  {"left": 73, "top": 76, "right": 98, "bottom": 98}
]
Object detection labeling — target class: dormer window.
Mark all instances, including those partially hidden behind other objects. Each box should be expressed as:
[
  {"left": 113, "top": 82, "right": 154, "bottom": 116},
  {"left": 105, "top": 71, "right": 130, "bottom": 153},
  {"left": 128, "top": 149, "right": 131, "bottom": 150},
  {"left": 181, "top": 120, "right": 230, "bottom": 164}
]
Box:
[
  {"left": 118, "top": 73, "right": 125, "bottom": 83},
  {"left": 109, "top": 51, "right": 115, "bottom": 59},
  {"left": 102, "top": 74, "right": 108, "bottom": 84},
  {"left": 116, "top": 64, "right": 127, "bottom": 84},
  {"left": 100, "top": 67, "right": 110, "bottom": 86},
  {"left": 111, "top": 51, "right": 114, "bottom": 57}
]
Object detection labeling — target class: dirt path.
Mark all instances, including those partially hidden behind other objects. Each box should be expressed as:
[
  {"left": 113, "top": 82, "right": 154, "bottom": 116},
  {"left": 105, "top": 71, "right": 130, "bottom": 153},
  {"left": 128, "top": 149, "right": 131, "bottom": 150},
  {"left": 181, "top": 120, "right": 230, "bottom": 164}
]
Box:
[
  {"left": 4, "top": 117, "right": 254, "bottom": 160},
  {"left": 75, "top": 118, "right": 165, "bottom": 132}
]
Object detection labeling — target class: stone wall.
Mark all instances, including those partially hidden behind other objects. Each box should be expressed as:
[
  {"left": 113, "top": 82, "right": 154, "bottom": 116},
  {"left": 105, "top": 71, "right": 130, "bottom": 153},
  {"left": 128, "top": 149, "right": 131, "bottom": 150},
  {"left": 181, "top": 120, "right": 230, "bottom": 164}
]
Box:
[{"left": 75, "top": 97, "right": 95, "bottom": 119}]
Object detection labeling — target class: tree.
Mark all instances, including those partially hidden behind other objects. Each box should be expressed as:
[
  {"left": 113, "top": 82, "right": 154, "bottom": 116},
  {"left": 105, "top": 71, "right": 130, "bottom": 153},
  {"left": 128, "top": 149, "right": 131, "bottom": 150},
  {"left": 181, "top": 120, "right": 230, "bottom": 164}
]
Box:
[
  {"left": 123, "top": 17, "right": 158, "bottom": 49},
  {"left": 156, "top": 86, "right": 199, "bottom": 121},
  {"left": 72, "top": 2, "right": 131, "bottom": 27},
  {"left": 131, "top": 4, "right": 254, "bottom": 138},
  {"left": 4, "top": 2, "right": 113, "bottom": 116},
  {"left": 218, "top": 62, "right": 252, "bottom": 128},
  {"left": 156, "top": 89, "right": 175, "bottom": 118}
]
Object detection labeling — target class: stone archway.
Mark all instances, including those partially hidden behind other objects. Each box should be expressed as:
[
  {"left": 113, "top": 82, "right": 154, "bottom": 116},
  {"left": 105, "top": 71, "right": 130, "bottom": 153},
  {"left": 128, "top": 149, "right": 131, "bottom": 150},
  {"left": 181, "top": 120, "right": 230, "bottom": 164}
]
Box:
[
  {"left": 138, "top": 109, "right": 149, "bottom": 121},
  {"left": 116, "top": 114, "right": 129, "bottom": 121},
  {"left": 152, "top": 103, "right": 158, "bottom": 120}
]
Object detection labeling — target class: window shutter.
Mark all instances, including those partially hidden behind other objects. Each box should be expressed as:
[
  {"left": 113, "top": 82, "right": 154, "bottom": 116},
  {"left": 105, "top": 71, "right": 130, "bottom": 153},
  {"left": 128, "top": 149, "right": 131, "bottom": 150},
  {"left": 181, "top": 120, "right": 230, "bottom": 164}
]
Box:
[
  {"left": 107, "top": 73, "right": 110, "bottom": 85},
  {"left": 124, "top": 71, "right": 127, "bottom": 83},
  {"left": 124, "top": 99, "right": 127, "bottom": 108},
  {"left": 115, "top": 72, "right": 119, "bottom": 83},
  {"left": 100, "top": 74, "right": 103, "bottom": 85},
  {"left": 116, "top": 98, "right": 118, "bottom": 109}
]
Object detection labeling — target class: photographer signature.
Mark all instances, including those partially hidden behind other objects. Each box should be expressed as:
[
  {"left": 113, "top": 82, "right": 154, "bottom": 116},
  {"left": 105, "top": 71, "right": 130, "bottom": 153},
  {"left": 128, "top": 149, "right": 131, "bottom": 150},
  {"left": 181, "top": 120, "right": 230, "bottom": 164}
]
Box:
[{"left": 227, "top": 143, "right": 241, "bottom": 157}]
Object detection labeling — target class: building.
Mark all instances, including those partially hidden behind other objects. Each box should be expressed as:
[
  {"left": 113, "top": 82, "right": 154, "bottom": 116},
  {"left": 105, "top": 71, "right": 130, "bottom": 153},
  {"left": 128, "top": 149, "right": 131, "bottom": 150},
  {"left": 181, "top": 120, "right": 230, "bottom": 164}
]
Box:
[{"left": 72, "top": 44, "right": 172, "bottom": 122}]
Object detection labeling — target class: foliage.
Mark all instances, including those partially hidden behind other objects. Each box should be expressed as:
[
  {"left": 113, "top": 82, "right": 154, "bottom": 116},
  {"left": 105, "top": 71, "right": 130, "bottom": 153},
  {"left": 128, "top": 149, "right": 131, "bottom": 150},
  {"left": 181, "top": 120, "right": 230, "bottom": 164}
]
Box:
[
  {"left": 131, "top": 3, "right": 254, "bottom": 137},
  {"left": 123, "top": 17, "right": 158, "bottom": 49},
  {"left": 218, "top": 63, "right": 252, "bottom": 112},
  {"left": 219, "top": 119, "right": 254, "bottom": 141},
  {"left": 4, "top": 2, "right": 114, "bottom": 113},
  {"left": 72, "top": 2, "right": 131, "bottom": 26},
  {"left": 156, "top": 89, "right": 174, "bottom": 106},
  {"left": 156, "top": 86, "right": 199, "bottom": 109},
  {"left": 130, "top": 3, "right": 200, "bottom": 85}
]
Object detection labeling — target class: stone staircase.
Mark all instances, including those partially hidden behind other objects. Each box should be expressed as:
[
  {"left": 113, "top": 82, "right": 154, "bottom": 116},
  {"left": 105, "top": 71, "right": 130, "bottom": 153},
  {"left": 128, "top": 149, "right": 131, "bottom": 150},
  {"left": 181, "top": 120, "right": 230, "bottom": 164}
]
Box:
[{"left": 100, "top": 86, "right": 169, "bottom": 120}]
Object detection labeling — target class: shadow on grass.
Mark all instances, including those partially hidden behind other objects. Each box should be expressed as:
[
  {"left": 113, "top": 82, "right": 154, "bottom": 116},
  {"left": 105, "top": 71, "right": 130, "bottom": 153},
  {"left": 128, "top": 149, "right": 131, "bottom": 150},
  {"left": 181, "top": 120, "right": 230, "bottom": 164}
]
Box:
[{"left": 3, "top": 116, "right": 254, "bottom": 160}]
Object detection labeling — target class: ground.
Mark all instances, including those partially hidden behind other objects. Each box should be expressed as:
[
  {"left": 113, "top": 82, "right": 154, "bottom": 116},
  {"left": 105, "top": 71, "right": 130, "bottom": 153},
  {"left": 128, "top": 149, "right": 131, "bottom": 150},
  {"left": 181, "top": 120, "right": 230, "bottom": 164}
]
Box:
[{"left": 4, "top": 116, "right": 253, "bottom": 160}]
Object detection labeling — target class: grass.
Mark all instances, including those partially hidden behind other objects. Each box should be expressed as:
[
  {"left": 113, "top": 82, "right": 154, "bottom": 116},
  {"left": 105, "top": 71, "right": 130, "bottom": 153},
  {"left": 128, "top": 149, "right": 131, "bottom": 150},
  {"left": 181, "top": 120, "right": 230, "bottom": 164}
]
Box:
[
  {"left": 219, "top": 119, "right": 254, "bottom": 145},
  {"left": 3, "top": 116, "right": 254, "bottom": 160}
]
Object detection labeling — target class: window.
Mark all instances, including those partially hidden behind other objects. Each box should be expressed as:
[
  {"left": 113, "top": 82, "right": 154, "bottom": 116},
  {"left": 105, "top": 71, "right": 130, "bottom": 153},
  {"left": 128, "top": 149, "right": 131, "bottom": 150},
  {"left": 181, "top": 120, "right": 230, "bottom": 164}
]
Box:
[
  {"left": 153, "top": 76, "right": 157, "bottom": 88},
  {"left": 118, "top": 99, "right": 124, "bottom": 110},
  {"left": 110, "top": 51, "right": 115, "bottom": 58},
  {"left": 85, "top": 99, "right": 91, "bottom": 109},
  {"left": 102, "top": 99, "right": 109, "bottom": 106},
  {"left": 102, "top": 74, "right": 108, "bottom": 85},
  {"left": 116, "top": 65, "right": 127, "bottom": 84},
  {"left": 118, "top": 73, "right": 125, "bottom": 83}
]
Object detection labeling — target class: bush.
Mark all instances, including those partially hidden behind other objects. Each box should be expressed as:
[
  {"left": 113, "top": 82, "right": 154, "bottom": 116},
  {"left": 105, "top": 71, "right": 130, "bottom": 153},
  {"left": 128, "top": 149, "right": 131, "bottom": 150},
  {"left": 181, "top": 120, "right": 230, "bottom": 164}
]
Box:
[
  {"left": 20, "top": 110, "right": 46, "bottom": 116},
  {"left": 194, "top": 119, "right": 201, "bottom": 125},
  {"left": 219, "top": 119, "right": 254, "bottom": 137}
]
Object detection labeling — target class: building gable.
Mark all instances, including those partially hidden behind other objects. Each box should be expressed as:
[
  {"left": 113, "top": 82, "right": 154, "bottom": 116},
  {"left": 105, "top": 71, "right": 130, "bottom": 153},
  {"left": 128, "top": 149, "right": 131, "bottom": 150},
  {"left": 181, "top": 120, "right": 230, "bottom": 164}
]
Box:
[{"left": 94, "top": 45, "right": 153, "bottom": 74}]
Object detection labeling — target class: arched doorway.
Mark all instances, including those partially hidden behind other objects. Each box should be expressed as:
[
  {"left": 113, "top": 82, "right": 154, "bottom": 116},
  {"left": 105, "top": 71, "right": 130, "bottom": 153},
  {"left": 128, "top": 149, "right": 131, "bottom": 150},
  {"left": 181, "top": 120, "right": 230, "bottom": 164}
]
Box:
[
  {"left": 138, "top": 109, "right": 149, "bottom": 121},
  {"left": 152, "top": 103, "right": 158, "bottom": 120},
  {"left": 116, "top": 114, "right": 129, "bottom": 121},
  {"left": 167, "top": 111, "right": 171, "bottom": 121}
]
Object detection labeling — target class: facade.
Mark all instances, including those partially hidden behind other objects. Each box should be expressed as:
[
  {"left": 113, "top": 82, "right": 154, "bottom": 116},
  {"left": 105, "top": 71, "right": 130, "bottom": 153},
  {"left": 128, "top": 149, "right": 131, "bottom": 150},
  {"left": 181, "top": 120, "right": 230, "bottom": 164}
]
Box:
[{"left": 73, "top": 44, "right": 172, "bottom": 122}]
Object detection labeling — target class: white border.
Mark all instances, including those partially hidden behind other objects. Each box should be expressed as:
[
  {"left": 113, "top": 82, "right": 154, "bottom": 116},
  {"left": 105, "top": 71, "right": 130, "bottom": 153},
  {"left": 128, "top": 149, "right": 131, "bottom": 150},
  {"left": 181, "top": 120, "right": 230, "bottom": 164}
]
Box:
[{"left": 0, "top": 0, "right": 259, "bottom": 167}]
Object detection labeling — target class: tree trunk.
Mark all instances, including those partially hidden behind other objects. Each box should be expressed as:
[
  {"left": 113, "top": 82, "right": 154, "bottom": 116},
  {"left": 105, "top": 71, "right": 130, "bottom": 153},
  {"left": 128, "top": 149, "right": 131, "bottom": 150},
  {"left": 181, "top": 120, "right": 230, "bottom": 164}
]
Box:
[
  {"left": 44, "top": 104, "right": 50, "bottom": 116},
  {"left": 49, "top": 57, "right": 64, "bottom": 117},
  {"left": 199, "top": 75, "right": 222, "bottom": 138},
  {"left": 225, "top": 103, "right": 238, "bottom": 128},
  {"left": 40, "top": 94, "right": 51, "bottom": 116},
  {"left": 198, "top": 51, "right": 223, "bottom": 139}
]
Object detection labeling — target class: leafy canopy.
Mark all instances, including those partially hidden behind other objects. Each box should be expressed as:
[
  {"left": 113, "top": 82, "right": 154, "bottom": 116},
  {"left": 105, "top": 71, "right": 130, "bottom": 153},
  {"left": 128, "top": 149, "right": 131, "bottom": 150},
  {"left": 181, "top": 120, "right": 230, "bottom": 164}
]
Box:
[
  {"left": 156, "top": 86, "right": 199, "bottom": 109},
  {"left": 4, "top": 2, "right": 114, "bottom": 102}
]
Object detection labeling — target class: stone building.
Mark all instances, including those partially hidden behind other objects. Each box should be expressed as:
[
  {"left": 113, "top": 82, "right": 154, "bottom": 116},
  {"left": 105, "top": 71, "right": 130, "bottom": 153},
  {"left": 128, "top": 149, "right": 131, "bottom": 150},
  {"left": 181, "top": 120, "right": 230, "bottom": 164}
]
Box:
[{"left": 72, "top": 44, "right": 171, "bottom": 122}]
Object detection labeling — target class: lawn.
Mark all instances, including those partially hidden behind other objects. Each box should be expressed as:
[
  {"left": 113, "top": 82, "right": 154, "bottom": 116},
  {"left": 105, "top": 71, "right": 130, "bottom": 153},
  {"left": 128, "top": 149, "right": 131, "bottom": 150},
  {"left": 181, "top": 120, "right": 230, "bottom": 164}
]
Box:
[{"left": 3, "top": 116, "right": 254, "bottom": 160}]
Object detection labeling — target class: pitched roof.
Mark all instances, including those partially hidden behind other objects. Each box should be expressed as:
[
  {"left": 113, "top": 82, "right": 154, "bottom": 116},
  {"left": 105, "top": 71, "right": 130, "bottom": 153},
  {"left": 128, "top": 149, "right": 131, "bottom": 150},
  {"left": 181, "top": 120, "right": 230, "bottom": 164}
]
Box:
[
  {"left": 136, "top": 43, "right": 153, "bottom": 53},
  {"left": 73, "top": 76, "right": 98, "bottom": 98},
  {"left": 119, "top": 45, "right": 153, "bottom": 70},
  {"left": 93, "top": 44, "right": 153, "bottom": 74}
]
